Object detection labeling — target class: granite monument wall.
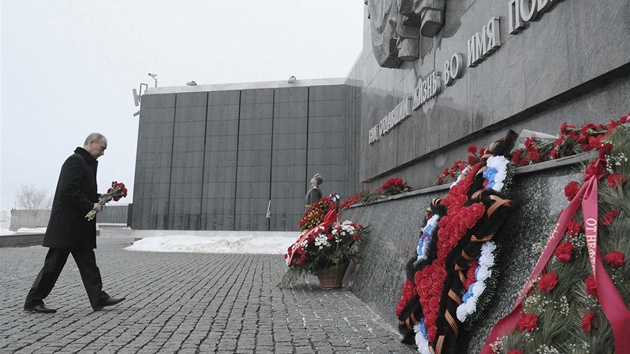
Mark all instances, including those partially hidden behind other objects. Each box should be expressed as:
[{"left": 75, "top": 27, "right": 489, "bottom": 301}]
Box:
[
  {"left": 356, "top": 0, "right": 630, "bottom": 191},
  {"left": 340, "top": 152, "right": 592, "bottom": 352}
]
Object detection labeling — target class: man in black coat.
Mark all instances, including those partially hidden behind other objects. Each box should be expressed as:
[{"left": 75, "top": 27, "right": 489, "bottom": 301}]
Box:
[{"left": 24, "top": 133, "right": 125, "bottom": 313}]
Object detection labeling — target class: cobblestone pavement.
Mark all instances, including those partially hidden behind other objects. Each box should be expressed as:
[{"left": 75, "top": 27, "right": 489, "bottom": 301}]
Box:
[{"left": 0, "top": 237, "right": 416, "bottom": 353}]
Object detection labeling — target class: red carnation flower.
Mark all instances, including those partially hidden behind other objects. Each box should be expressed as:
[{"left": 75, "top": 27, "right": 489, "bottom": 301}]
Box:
[
  {"left": 601, "top": 210, "right": 620, "bottom": 226},
  {"left": 582, "top": 311, "right": 597, "bottom": 334},
  {"left": 524, "top": 137, "right": 537, "bottom": 148},
  {"left": 527, "top": 149, "right": 542, "bottom": 163},
  {"left": 581, "top": 123, "right": 597, "bottom": 136},
  {"left": 604, "top": 251, "right": 626, "bottom": 268},
  {"left": 518, "top": 314, "right": 538, "bottom": 332},
  {"left": 560, "top": 121, "right": 575, "bottom": 135},
  {"left": 607, "top": 119, "right": 620, "bottom": 134},
  {"left": 427, "top": 325, "right": 437, "bottom": 343},
  {"left": 555, "top": 241, "right": 574, "bottom": 262},
  {"left": 564, "top": 181, "right": 580, "bottom": 201},
  {"left": 396, "top": 280, "right": 416, "bottom": 316},
  {"left": 606, "top": 173, "right": 627, "bottom": 188},
  {"left": 600, "top": 142, "right": 613, "bottom": 157},
  {"left": 511, "top": 149, "right": 523, "bottom": 165},
  {"left": 585, "top": 275, "right": 598, "bottom": 297},
  {"left": 467, "top": 145, "right": 478, "bottom": 154},
  {"left": 587, "top": 135, "right": 605, "bottom": 150},
  {"left": 538, "top": 272, "right": 558, "bottom": 293},
  {"left": 566, "top": 220, "right": 582, "bottom": 237}
]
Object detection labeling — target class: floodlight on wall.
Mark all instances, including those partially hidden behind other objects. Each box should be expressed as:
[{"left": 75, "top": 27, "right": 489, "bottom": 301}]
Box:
[
  {"left": 288, "top": 76, "right": 296, "bottom": 84},
  {"left": 148, "top": 73, "right": 158, "bottom": 87},
  {"left": 186, "top": 81, "right": 197, "bottom": 86},
  {"left": 132, "top": 82, "right": 149, "bottom": 117},
  {"left": 132, "top": 83, "right": 149, "bottom": 107}
]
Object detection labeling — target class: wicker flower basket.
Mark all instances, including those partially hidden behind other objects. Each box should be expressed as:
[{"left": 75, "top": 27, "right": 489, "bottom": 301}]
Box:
[{"left": 316, "top": 263, "right": 349, "bottom": 290}]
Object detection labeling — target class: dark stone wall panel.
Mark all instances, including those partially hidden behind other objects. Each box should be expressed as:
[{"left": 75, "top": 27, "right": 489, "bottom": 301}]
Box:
[
  {"left": 567, "top": 0, "right": 630, "bottom": 87},
  {"left": 132, "top": 94, "right": 176, "bottom": 230},
  {"left": 202, "top": 91, "right": 240, "bottom": 230},
  {"left": 235, "top": 88, "right": 273, "bottom": 231}
]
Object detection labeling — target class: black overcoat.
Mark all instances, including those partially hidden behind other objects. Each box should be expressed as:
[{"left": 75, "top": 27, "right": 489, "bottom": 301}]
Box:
[
  {"left": 43, "top": 147, "right": 100, "bottom": 249},
  {"left": 304, "top": 186, "right": 322, "bottom": 205}
]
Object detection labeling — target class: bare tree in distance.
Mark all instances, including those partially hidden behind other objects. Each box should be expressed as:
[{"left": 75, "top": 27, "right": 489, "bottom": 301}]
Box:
[{"left": 15, "top": 185, "right": 52, "bottom": 210}]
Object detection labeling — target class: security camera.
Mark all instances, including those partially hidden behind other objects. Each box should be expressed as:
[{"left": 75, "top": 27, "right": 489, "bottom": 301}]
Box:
[{"left": 148, "top": 73, "right": 158, "bottom": 87}]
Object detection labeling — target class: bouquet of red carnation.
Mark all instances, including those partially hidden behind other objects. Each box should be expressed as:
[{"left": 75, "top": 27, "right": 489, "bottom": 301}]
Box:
[
  {"left": 378, "top": 177, "right": 412, "bottom": 196},
  {"left": 85, "top": 181, "right": 128, "bottom": 221},
  {"left": 299, "top": 196, "right": 335, "bottom": 231}
]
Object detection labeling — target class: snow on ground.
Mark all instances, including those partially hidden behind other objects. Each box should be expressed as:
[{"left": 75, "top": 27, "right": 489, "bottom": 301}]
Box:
[
  {"left": 0, "top": 219, "right": 297, "bottom": 255},
  {"left": 125, "top": 234, "right": 296, "bottom": 255},
  {"left": 0, "top": 224, "right": 46, "bottom": 236}
]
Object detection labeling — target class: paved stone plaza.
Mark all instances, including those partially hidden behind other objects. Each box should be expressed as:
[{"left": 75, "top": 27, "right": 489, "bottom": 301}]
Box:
[{"left": 0, "top": 237, "right": 415, "bottom": 353}]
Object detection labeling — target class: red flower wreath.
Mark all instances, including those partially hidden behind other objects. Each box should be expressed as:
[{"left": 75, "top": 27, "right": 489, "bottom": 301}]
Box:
[{"left": 414, "top": 162, "right": 486, "bottom": 342}]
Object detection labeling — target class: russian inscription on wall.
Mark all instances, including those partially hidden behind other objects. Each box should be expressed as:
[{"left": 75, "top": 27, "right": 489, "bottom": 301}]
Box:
[{"left": 367, "top": 0, "right": 565, "bottom": 144}]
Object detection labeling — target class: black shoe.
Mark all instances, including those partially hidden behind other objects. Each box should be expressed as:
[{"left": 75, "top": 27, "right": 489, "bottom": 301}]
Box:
[
  {"left": 24, "top": 303, "right": 57, "bottom": 314},
  {"left": 93, "top": 297, "right": 126, "bottom": 311}
]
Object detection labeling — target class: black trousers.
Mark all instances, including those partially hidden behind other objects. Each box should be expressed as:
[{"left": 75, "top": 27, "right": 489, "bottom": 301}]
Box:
[{"left": 25, "top": 248, "right": 109, "bottom": 309}]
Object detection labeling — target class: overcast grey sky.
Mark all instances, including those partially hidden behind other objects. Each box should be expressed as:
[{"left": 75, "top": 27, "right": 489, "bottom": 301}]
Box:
[{"left": 0, "top": 1, "right": 365, "bottom": 214}]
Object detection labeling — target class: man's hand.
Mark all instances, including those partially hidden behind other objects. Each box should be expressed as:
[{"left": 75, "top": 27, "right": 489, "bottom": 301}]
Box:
[{"left": 93, "top": 203, "right": 102, "bottom": 212}]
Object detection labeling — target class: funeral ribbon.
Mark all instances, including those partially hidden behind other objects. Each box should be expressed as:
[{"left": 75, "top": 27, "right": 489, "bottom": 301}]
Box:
[{"left": 481, "top": 147, "right": 630, "bottom": 354}]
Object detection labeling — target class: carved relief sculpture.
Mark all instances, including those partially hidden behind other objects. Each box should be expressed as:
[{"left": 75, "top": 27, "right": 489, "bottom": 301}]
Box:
[{"left": 367, "top": 0, "right": 445, "bottom": 68}]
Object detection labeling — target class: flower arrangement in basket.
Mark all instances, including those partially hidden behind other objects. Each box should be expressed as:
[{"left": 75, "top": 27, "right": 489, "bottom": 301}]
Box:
[
  {"left": 281, "top": 209, "right": 370, "bottom": 288},
  {"left": 85, "top": 181, "right": 128, "bottom": 221},
  {"left": 299, "top": 196, "right": 335, "bottom": 231}
]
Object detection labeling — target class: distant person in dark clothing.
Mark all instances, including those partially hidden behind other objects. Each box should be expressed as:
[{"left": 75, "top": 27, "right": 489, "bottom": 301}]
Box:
[
  {"left": 305, "top": 173, "right": 323, "bottom": 208},
  {"left": 24, "top": 133, "right": 125, "bottom": 313}
]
